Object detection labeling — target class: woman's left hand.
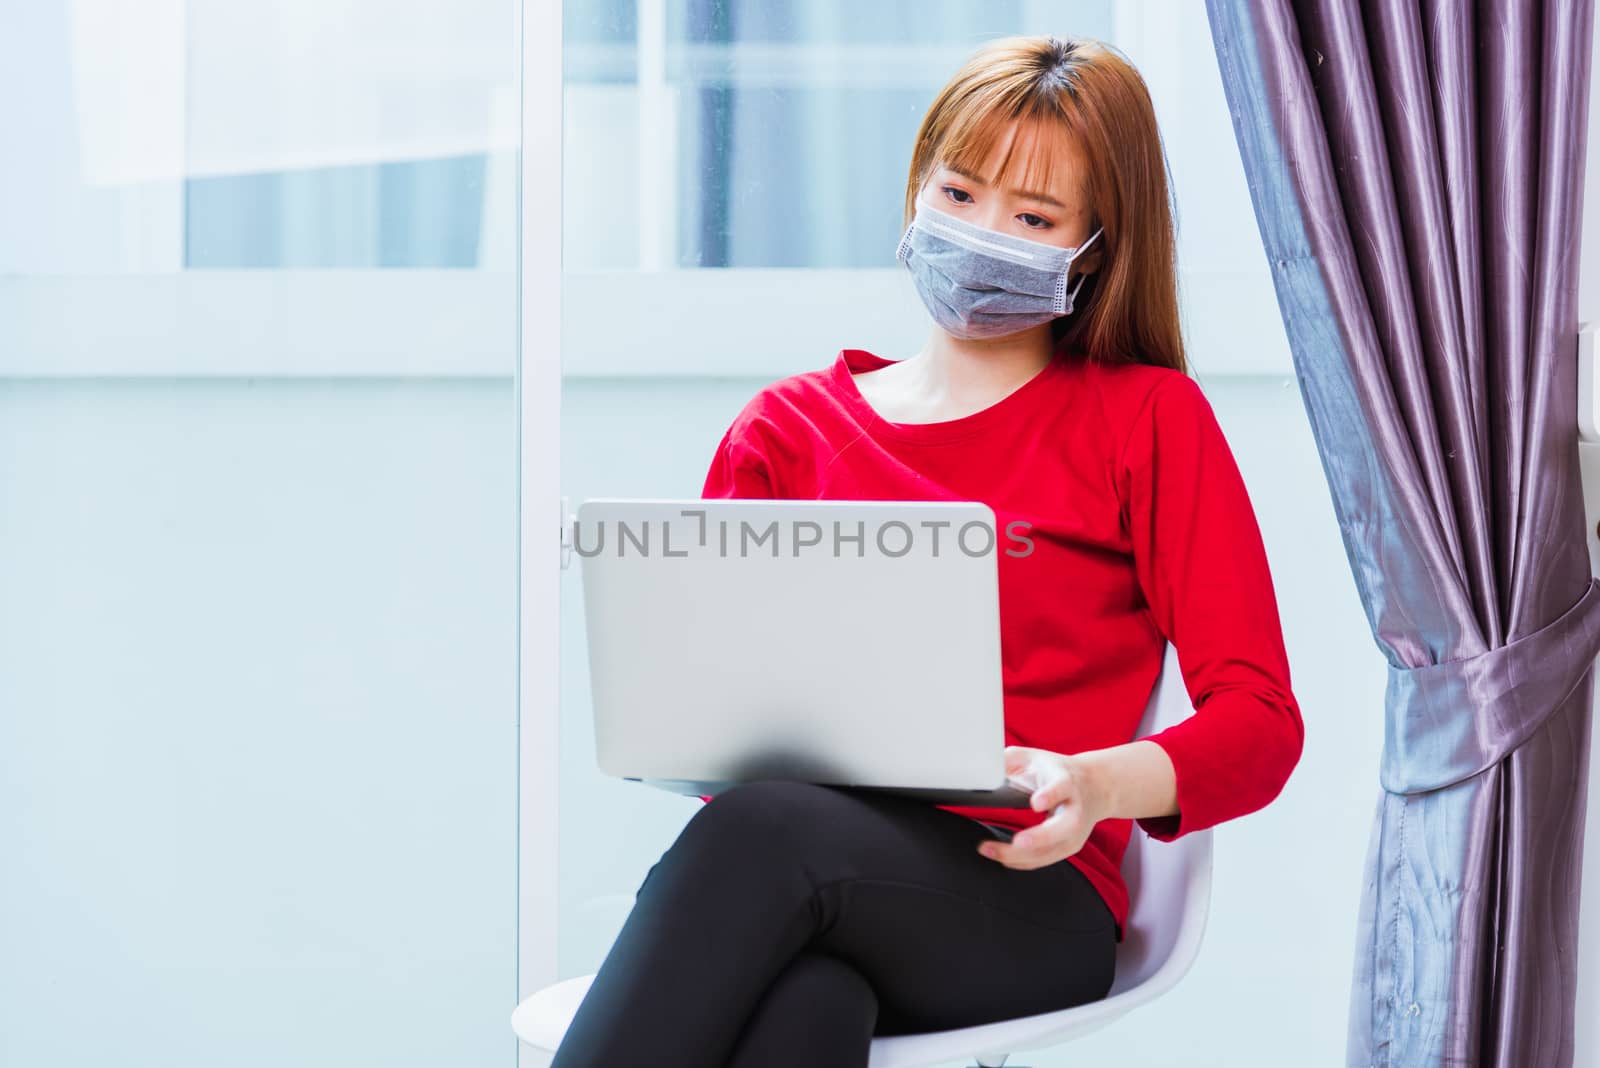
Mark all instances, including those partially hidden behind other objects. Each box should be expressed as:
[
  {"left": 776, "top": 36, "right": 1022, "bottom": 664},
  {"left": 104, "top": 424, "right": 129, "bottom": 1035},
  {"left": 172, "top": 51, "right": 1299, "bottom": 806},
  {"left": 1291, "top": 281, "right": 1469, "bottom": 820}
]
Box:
[{"left": 976, "top": 745, "right": 1112, "bottom": 871}]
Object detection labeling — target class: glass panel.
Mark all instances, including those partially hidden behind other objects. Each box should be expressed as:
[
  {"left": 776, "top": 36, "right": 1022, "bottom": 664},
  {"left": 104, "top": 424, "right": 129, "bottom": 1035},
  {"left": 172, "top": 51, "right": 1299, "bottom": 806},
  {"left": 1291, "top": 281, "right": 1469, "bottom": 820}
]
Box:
[
  {"left": 0, "top": 0, "right": 516, "bottom": 274},
  {"left": 564, "top": 1, "right": 1115, "bottom": 271},
  {"left": 184, "top": 155, "right": 492, "bottom": 268},
  {"left": 0, "top": 3, "right": 519, "bottom": 1065}
]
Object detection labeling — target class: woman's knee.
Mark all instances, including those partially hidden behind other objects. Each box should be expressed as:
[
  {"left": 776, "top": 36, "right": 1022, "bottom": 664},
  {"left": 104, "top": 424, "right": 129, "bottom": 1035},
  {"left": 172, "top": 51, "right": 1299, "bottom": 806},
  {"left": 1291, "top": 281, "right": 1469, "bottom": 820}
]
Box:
[
  {"left": 661, "top": 781, "right": 848, "bottom": 877},
  {"left": 685, "top": 779, "right": 843, "bottom": 847},
  {"left": 768, "top": 950, "right": 876, "bottom": 1013},
  {"left": 635, "top": 781, "right": 842, "bottom": 902}
]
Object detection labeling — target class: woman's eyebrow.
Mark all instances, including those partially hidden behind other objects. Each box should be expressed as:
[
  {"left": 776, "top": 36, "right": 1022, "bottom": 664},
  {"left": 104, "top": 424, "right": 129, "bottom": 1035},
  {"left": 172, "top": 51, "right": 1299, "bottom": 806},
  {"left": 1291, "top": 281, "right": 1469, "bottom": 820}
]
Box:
[{"left": 942, "top": 163, "right": 1068, "bottom": 210}]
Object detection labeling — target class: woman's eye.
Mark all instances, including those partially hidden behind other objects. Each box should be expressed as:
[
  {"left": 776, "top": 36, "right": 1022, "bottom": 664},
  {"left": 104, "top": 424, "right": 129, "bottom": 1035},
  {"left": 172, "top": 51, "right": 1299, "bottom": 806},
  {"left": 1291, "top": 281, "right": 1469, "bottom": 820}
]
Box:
[
  {"left": 941, "top": 186, "right": 973, "bottom": 205},
  {"left": 1018, "top": 213, "right": 1051, "bottom": 230}
]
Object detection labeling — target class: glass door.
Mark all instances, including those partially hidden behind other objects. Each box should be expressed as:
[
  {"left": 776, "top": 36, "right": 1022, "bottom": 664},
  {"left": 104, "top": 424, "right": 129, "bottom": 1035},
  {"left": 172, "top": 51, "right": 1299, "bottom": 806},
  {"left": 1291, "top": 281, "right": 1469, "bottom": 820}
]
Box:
[
  {"left": 553, "top": 0, "right": 1126, "bottom": 979},
  {"left": 1, "top": 3, "right": 521, "bottom": 1064}
]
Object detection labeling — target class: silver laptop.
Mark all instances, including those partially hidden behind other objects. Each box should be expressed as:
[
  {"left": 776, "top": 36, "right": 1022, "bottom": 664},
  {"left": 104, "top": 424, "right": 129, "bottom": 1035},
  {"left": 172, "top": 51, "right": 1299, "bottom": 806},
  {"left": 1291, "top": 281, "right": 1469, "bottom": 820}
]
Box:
[{"left": 575, "top": 497, "right": 1033, "bottom": 808}]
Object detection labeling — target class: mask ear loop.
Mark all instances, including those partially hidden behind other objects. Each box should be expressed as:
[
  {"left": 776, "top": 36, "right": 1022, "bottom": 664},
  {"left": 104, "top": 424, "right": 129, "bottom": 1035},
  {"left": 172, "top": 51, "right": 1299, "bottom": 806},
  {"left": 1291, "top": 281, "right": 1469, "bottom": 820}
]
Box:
[
  {"left": 1062, "top": 270, "right": 1090, "bottom": 315},
  {"left": 1054, "top": 227, "right": 1103, "bottom": 314}
]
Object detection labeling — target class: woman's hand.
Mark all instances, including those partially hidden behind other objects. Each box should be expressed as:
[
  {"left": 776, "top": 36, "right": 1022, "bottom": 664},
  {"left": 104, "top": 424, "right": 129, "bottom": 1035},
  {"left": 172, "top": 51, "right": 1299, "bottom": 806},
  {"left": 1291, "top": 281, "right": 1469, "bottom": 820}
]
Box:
[{"left": 976, "top": 745, "right": 1114, "bottom": 871}]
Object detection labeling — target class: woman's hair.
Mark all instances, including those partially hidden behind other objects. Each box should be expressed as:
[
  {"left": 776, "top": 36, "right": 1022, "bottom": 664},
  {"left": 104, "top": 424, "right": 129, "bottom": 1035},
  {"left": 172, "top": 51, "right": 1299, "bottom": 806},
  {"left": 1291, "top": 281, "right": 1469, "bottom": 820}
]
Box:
[{"left": 903, "top": 35, "right": 1187, "bottom": 374}]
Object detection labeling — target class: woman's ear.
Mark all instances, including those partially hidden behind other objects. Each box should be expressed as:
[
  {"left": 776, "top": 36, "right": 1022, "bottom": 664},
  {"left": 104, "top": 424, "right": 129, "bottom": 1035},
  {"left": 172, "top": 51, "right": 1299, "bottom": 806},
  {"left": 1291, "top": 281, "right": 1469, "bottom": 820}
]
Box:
[{"left": 1072, "top": 244, "right": 1105, "bottom": 279}]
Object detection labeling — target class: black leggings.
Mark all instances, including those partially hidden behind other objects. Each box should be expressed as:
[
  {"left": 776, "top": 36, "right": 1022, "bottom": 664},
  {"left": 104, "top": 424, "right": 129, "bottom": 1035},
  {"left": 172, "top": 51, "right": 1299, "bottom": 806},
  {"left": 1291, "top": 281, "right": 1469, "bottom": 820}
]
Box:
[{"left": 549, "top": 779, "right": 1118, "bottom": 1068}]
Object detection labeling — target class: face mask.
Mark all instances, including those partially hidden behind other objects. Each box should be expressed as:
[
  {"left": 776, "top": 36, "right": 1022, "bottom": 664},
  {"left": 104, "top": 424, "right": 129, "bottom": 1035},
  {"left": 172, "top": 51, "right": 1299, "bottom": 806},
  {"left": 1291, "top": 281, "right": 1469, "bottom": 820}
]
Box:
[{"left": 895, "top": 201, "right": 1103, "bottom": 340}]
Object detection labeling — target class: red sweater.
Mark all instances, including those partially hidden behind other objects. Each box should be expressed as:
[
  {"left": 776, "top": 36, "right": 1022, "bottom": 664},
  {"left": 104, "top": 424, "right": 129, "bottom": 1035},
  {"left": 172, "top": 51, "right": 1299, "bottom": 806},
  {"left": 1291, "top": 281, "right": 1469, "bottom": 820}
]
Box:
[{"left": 696, "top": 346, "right": 1303, "bottom": 941}]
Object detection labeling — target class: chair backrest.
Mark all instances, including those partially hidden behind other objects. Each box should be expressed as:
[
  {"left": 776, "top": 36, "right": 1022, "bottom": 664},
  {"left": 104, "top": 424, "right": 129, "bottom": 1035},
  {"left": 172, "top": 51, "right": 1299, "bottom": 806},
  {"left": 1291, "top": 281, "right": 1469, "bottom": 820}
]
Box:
[{"left": 1107, "top": 641, "right": 1214, "bottom": 996}]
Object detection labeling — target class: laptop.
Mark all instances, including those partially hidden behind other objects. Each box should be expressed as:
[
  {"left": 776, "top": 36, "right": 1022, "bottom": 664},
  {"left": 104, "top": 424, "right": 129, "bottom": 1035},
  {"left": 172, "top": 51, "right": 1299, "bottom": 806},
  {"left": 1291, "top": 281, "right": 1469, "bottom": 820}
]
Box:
[{"left": 575, "top": 497, "right": 1034, "bottom": 808}]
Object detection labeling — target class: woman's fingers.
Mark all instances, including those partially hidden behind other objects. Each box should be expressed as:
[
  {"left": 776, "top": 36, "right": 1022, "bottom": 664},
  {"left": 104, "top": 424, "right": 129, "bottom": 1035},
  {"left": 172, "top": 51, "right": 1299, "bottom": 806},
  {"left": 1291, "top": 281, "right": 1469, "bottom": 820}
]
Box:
[
  {"left": 1012, "top": 801, "right": 1073, "bottom": 850},
  {"left": 1032, "top": 771, "right": 1077, "bottom": 812},
  {"left": 980, "top": 748, "right": 1089, "bottom": 869},
  {"left": 978, "top": 802, "right": 1083, "bottom": 870}
]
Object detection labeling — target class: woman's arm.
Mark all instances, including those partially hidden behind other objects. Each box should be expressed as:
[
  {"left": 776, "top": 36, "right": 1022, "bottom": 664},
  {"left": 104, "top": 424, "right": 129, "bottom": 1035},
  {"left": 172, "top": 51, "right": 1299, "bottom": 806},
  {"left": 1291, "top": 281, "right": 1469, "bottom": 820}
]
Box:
[
  {"left": 981, "top": 372, "right": 1302, "bottom": 870},
  {"left": 1076, "top": 739, "right": 1178, "bottom": 822},
  {"left": 1113, "top": 372, "right": 1304, "bottom": 843}
]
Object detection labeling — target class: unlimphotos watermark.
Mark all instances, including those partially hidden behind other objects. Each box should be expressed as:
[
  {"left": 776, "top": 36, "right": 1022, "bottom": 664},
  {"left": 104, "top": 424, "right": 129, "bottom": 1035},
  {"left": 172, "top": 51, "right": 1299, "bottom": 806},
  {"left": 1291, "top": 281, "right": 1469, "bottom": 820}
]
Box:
[{"left": 572, "top": 510, "right": 1036, "bottom": 559}]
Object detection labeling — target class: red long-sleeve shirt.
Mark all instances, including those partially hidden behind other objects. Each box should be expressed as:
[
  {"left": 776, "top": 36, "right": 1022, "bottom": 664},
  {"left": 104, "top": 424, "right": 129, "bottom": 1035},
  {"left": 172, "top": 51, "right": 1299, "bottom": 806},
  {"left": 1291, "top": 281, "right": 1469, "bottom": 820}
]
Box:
[{"left": 696, "top": 345, "right": 1303, "bottom": 941}]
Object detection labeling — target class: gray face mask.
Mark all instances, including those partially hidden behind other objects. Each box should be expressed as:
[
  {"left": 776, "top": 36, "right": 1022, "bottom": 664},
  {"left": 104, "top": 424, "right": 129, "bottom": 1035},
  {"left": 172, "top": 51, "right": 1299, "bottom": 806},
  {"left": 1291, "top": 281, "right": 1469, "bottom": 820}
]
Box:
[{"left": 895, "top": 201, "right": 1103, "bottom": 340}]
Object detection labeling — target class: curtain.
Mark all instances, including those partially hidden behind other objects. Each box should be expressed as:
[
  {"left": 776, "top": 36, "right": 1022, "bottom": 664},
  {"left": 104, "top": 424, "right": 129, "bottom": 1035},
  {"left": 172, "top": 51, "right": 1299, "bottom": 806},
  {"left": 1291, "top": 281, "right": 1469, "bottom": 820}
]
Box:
[{"left": 1204, "top": 1, "right": 1600, "bottom": 1064}]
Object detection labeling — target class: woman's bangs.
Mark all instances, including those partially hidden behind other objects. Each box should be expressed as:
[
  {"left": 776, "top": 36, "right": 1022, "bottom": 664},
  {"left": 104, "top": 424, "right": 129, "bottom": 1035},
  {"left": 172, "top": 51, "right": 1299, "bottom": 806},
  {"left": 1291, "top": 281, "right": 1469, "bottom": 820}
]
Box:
[{"left": 938, "top": 96, "right": 1071, "bottom": 199}]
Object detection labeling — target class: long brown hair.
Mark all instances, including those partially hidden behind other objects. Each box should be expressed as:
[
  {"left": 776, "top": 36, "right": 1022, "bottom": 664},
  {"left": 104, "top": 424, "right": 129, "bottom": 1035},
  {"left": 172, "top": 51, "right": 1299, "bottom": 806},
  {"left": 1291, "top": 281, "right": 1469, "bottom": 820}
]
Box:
[{"left": 902, "top": 35, "right": 1187, "bottom": 375}]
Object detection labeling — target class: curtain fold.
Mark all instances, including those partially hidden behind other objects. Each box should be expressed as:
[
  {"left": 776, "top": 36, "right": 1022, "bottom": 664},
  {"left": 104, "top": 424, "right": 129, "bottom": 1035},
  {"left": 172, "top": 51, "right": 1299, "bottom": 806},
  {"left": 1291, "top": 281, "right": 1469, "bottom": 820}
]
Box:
[{"left": 1204, "top": 1, "right": 1600, "bottom": 1063}]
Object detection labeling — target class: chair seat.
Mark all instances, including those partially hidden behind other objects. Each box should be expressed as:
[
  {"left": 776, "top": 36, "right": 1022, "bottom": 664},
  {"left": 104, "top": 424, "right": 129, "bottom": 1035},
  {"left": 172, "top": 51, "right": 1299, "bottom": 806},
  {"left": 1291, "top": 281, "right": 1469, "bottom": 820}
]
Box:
[
  {"left": 512, "top": 975, "right": 596, "bottom": 1055},
  {"left": 512, "top": 974, "right": 1132, "bottom": 1066}
]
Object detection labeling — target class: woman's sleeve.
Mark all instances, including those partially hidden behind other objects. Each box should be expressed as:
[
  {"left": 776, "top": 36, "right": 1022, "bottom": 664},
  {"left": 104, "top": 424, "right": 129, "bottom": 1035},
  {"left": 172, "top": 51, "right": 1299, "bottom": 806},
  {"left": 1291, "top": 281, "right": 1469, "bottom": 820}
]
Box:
[
  {"left": 700, "top": 416, "right": 778, "bottom": 500},
  {"left": 1117, "top": 372, "right": 1305, "bottom": 841}
]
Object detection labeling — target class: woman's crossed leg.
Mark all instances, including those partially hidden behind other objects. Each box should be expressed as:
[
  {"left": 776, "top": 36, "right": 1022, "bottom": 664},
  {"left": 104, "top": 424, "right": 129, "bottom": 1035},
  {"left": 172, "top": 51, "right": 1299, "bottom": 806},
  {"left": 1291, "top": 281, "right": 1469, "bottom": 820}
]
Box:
[{"left": 549, "top": 779, "right": 1117, "bottom": 1068}]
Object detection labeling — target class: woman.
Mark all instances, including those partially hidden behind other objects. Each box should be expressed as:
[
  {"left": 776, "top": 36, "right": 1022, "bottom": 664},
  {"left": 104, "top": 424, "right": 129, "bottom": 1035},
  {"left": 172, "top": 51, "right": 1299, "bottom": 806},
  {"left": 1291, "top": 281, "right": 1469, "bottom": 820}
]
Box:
[{"left": 551, "top": 33, "right": 1303, "bottom": 1068}]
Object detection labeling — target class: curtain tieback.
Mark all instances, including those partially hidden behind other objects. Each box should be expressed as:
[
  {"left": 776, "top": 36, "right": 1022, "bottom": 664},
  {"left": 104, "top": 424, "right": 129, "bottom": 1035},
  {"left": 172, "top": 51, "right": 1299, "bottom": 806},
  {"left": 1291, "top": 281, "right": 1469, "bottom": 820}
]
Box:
[{"left": 1381, "top": 575, "right": 1600, "bottom": 795}]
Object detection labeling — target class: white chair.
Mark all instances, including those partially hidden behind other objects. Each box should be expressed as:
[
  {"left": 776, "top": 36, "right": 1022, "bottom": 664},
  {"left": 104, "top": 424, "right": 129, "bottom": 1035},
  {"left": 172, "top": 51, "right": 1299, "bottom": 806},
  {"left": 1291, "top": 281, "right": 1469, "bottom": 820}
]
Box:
[{"left": 513, "top": 642, "right": 1212, "bottom": 1067}]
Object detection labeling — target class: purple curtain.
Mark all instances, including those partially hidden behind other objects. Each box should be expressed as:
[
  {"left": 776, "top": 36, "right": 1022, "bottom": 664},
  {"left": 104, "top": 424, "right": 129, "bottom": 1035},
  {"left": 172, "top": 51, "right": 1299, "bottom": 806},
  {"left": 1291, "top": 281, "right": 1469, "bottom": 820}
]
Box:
[{"left": 1204, "top": 1, "right": 1600, "bottom": 1064}]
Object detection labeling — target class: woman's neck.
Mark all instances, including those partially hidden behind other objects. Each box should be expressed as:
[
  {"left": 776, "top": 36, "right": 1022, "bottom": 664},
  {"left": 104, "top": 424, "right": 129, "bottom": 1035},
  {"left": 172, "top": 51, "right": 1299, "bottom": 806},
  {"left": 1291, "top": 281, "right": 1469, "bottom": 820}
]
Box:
[
  {"left": 907, "top": 325, "right": 1057, "bottom": 402},
  {"left": 851, "top": 325, "right": 1057, "bottom": 425}
]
